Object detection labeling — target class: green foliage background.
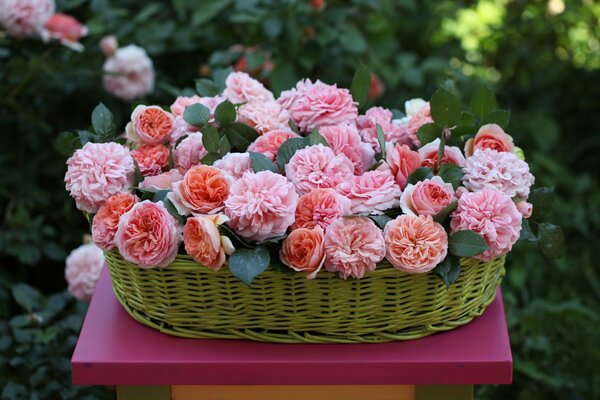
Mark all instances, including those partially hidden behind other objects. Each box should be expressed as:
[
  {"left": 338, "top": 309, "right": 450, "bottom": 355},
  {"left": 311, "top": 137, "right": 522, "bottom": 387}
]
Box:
[{"left": 1, "top": 0, "right": 599, "bottom": 398}]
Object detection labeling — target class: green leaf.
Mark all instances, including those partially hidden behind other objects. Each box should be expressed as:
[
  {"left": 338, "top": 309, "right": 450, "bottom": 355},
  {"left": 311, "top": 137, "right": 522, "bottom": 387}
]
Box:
[
  {"left": 350, "top": 64, "right": 370, "bottom": 107},
  {"left": 433, "top": 201, "right": 458, "bottom": 224},
  {"left": 470, "top": 86, "right": 497, "bottom": 120},
  {"left": 288, "top": 119, "right": 301, "bottom": 134},
  {"left": 340, "top": 24, "right": 367, "bottom": 54},
  {"left": 448, "top": 230, "right": 489, "bottom": 257},
  {"left": 1, "top": 382, "right": 27, "bottom": 400},
  {"left": 519, "top": 219, "right": 537, "bottom": 241},
  {"left": 407, "top": 167, "right": 434, "bottom": 185},
  {"left": 151, "top": 190, "right": 171, "bottom": 203},
  {"left": 376, "top": 124, "right": 386, "bottom": 159},
  {"left": 307, "top": 129, "right": 329, "bottom": 146},
  {"left": 12, "top": 284, "right": 42, "bottom": 313},
  {"left": 277, "top": 137, "right": 309, "bottom": 169},
  {"left": 538, "top": 222, "right": 564, "bottom": 259},
  {"left": 249, "top": 152, "right": 278, "bottom": 173},
  {"left": 228, "top": 246, "right": 271, "bottom": 286},
  {"left": 438, "top": 163, "right": 464, "bottom": 190},
  {"left": 55, "top": 131, "right": 81, "bottom": 156},
  {"left": 416, "top": 123, "right": 442, "bottom": 145},
  {"left": 163, "top": 198, "right": 186, "bottom": 225},
  {"left": 529, "top": 186, "right": 556, "bottom": 221},
  {"left": 430, "top": 88, "right": 461, "bottom": 128},
  {"left": 201, "top": 125, "right": 220, "bottom": 153},
  {"left": 223, "top": 122, "right": 259, "bottom": 151},
  {"left": 433, "top": 256, "right": 461, "bottom": 288},
  {"left": 214, "top": 100, "right": 236, "bottom": 125},
  {"left": 368, "top": 214, "right": 392, "bottom": 229},
  {"left": 263, "top": 17, "right": 283, "bottom": 38},
  {"left": 195, "top": 78, "right": 221, "bottom": 97},
  {"left": 482, "top": 109, "right": 511, "bottom": 128},
  {"left": 191, "top": 0, "right": 233, "bottom": 25},
  {"left": 200, "top": 152, "right": 221, "bottom": 165},
  {"left": 183, "top": 103, "right": 211, "bottom": 128},
  {"left": 213, "top": 67, "right": 234, "bottom": 88},
  {"left": 219, "top": 136, "right": 231, "bottom": 155},
  {"left": 91, "top": 103, "right": 116, "bottom": 141},
  {"left": 437, "top": 132, "right": 446, "bottom": 166}
]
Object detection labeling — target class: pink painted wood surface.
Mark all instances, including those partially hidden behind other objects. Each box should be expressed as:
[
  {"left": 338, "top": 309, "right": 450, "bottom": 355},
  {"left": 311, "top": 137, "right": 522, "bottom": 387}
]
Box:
[{"left": 71, "top": 268, "right": 512, "bottom": 386}]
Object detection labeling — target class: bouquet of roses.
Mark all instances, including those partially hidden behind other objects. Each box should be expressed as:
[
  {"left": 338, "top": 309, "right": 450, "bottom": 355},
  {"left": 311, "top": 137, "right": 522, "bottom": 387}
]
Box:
[{"left": 61, "top": 68, "right": 562, "bottom": 287}]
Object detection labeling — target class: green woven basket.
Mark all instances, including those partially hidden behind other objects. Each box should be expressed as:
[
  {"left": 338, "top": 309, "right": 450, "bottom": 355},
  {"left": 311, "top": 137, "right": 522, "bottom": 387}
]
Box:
[{"left": 104, "top": 250, "right": 505, "bottom": 343}]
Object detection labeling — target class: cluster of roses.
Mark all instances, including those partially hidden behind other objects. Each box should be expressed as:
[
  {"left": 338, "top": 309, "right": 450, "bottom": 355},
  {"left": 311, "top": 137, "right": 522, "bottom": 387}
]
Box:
[{"left": 64, "top": 71, "right": 534, "bottom": 281}]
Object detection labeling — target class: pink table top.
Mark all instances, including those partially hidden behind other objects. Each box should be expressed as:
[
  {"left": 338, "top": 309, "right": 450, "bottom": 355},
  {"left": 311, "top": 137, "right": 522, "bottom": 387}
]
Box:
[{"left": 71, "top": 267, "right": 512, "bottom": 386}]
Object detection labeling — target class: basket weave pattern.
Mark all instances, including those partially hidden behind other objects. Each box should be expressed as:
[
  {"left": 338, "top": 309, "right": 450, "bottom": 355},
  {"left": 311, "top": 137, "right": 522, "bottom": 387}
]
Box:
[{"left": 105, "top": 250, "right": 505, "bottom": 343}]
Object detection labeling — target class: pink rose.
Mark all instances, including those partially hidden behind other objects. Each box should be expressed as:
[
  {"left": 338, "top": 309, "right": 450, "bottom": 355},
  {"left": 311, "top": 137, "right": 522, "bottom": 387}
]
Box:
[
  {"left": 42, "top": 12, "right": 87, "bottom": 51},
  {"left": 400, "top": 176, "right": 456, "bottom": 216},
  {"left": 277, "top": 79, "right": 316, "bottom": 110},
  {"left": 213, "top": 152, "right": 253, "bottom": 180},
  {"left": 338, "top": 169, "right": 401, "bottom": 214},
  {"left": 173, "top": 132, "right": 208, "bottom": 174},
  {"left": 465, "top": 124, "right": 515, "bottom": 157},
  {"left": 287, "top": 79, "right": 358, "bottom": 132},
  {"left": 140, "top": 169, "right": 183, "bottom": 190},
  {"left": 170, "top": 116, "right": 200, "bottom": 143},
  {"left": 130, "top": 144, "right": 169, "bottom": 176},
  {"left": 168, "top": 165, "right": 231, "bottom": 215},
  {"left": 384, "top": 215, "right": 448, "bottom": 274},
  {"left": 419, "top": 138, "right": 466, "bottom": 171},
  {"left": 169, "top": 95, "right": 224, "bottom": 118},
  {"left": 0, "top": 0, "right": 54, "bottom": 38},
  {"left": 285, "top": 144, "right": 355, "bottom": 195},
  {"left": 127, "top": 105, "right": 174, "bottom": 145},
  {"left": 323, "top": 217, "right": 386, "bottom": 279},
  {"left": 225, "top": 171, "right": 298, "bottom": 241},
  {"left": 103, "top": 45, "right": 154, "bottom": 101},
  {"left": 356, "top": 107, "right": 411, "bottom": 152},
  {"left": 184, "top": 214, "right": 234, "bottom": 271},
  {"left": 319, "top": 124, "right": 375, "bottom": 175},
  {"left": 451, "top": 188, "right": 522, "bottom": 262},
  {"left": 385, "top": 142, "right": 420, "bottom": 190},
  {"left": 516, "top": 201, "right": 533, "bottom": 218},
  {"left": 115, "top": 200, "right": 182, "bottom": 268},
  {"left": 462, "top": 149, "right": 535, "bottom": 199},
  {"left": 100, "top": 35, "right": 118, "bottom": 57},
  {"left": 237, "top": 101, "right": 290, "bottom": 135},
  {"left": 223, "top": 71, "right": 274, "bottom": 104},
  {"left": 65, "top": 243, "right": 106, "bottom": 302},
  {"left": 280, "top": 226, "right": 326, "bottom": 279},
  {"left": 91, "top": 192, "right": 139, "bottom": 250},
  {"left": 293, "top": 188, "right": 351, "bottom": 231},
  {"left": 247, "top": 129, "right": 298, "bottom": 162},
  {"left": 65, "top": 142, "right": 134, "bottom": 213},
  {"left": 406, "top": 102, "right": 433, "bottom": 146}
]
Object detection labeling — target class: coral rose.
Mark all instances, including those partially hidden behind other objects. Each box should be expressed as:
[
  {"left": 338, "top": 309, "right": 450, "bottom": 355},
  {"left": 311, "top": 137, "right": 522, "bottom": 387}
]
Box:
[
  {"left": 127, "top": 105, "right": 174, "bottom": 145},
  {"left": 225, "top": 171, "right": 298, "bottom": 241},
  {"left": 42, "top": 12, "right": 87, "bottom": 51},
  {"left": 184, "top": 214, "right": 234, "bottom": 271},
  {"left": 384, "top": 215, "right": 448, "bottom": 274},
  {"left": 213, "top": 152, "right": 253, "bottom": 180},
  {"left": 130, "top": 144, "right": 169, "bottom": 176},
  {"left": 103, "top": 45, "right": 154, "bottom": 101},
  {"left": 293, "top": 188, "right": 351, "bottom": 231},
  {"left": 280, "top": 226, "right": 326, "bottom": 279},
  {"left": 320, "top": 124, "right": 375, "bottom": 175},
  {"left": 419, "top": 138, "right": 466, "bottom": 171},
  {"left": 168, "top": 165, "right": 231, "bottom": 215},
  {"left": 247, "top": 129, "right": 298, "bottom": 162},
  {"left": 173, "top": 132, "right": 207, "bottom": 174},
  {"left": 65, "top": 142, "right": 134, "bottom": 213},
  {"left": 223, "top": 71, "right": 274, "bottom": 103},
  {"left": 462, "top": 149, "right": 535, "bottom": 199},
  {"left": 400, "top": 176, "right": 456, "bottom": 216},
  {"left": 0, "top": 0, "right": 54, "bottom": 38},
  {"left": 140, "top": 169, "right": 183, "bottom": 190},
  {"left": 338, "top": 169, "right": 401, "bottom": 214},
  {"left": 285, "top": 144, "right": 354, "bottom": 195},
  {"left": 65, "top": 243, "right": 106, "bottom": 302},
  {"left": 115, "top": 200, "right": 182, "bottom": 268},
  {"left": 323, "top": 217, "right": 386, "bottom": 280},
  {"left": 465, "top": 124, "right": 515, "bottom": 157},
  {"left": 356, "top": 107, "right": 411, "bottom": 152},
  {"left": 385, "top": 142, "right": 420, "bottom": 189},
  {"left": 237, "top": 101, "right": 290, "bottom": 135},
  {"left": 91, "top": 192, "right": 139, "bottom": 250},
  {"left": 406, "top": 101, "right": 433, "bottom": 146},
  {"left": 450, "top": 188, "right": 522, "bottom": 262}
]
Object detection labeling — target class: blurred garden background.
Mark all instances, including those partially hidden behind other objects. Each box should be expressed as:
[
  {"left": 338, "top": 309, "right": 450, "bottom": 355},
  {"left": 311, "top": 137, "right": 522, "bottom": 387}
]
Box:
[{"left": 1, "top": 0, "right": 599, "bottom": 399}]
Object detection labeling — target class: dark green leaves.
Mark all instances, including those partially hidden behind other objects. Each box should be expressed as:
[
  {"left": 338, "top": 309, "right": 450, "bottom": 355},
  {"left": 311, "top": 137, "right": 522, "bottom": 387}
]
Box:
[
  {"left": 376, "top": 124, "right": 386, "bottom": 160},
  {"left": 529, "top": 186, "right": 556, "bottom": 220},
  {"left": 228, "top": 246, "right": 271, "bottom": 286},
  {"left": 249, "top": 151, "right": 278, "bottom": 173},
  {"left": 470, "top": 86, "right": 497, "bottom": 120},
  {"left": 433, "top": 201, "right": 458, "bottom": 224},
  {"left": 307, "top": 129, "right": 329, "bottom": 146},
  {"left": 368, "top": 214, "right": 392, "bottom": 229},
  {"left": 223, "top": 122, "right": 259, "bottom": 151},
  {"left": 214, "top": 100, "right": 236, "bottom": 125},
  {"left": 448, "top": 230, "right": 488, "bottom": 257},
  {"left": 433, "top": 256, "right": 461, "bottom": 288},
  {"left": 407, "top": 167, "right": 434, "bottom": 185},
  {"left": 430, "top": 88, "right": 461, "bottom": 128},
  {"left": 537, "top": 222, "right": 564, "bottom": 259},
  {"left": 200, "top": 152, "right": 221, "bottom": 165},
  {"left": 195, "top": 78, "right": 221, "bottom": 96},
  {"left": 12, "top": 284, "right": 43, "bottom": 313},
  {"left": 417, "top": 123, "right": 442, "bottom": 145},
  {"left": 350, "top": 64, "right": 370, "bottom": 107},
  {"left": 183, "top": 103, "right": 211, "bottom": 127},
  {"left": 55, "top": 132, "right": 82, "bottom": 156},
  {"left": 438, "top": 163, "right": 464, "bottom": 190},
  {"left": 91, "top": 103, "right": 116, "bottom": 141},
  {"left": 201, "top": 125, "right": 220, "bottom": 153},
  {"left": 482, "top": 109, "right": 511, "bottom": 129},
  {"left": 277, "top": 137, "right": 309, "bottom": 169}
]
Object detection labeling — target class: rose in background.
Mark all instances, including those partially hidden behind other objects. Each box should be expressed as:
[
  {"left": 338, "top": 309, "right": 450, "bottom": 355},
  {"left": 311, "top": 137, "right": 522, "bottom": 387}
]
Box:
[{"left": 65, "top": 241, "right": 106, "bottom": 302}]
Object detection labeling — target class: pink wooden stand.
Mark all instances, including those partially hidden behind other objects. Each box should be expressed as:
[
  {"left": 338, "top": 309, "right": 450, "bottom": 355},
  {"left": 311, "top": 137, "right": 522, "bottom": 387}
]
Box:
[{"left": 72, "top": 268, "right": 512, "bottom": 400}]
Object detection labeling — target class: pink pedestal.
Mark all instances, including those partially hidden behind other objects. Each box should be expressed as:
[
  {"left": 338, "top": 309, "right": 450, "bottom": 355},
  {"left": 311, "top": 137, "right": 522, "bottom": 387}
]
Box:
[{"left": 71, "top": 268, "right": 512, "bottom": 399}]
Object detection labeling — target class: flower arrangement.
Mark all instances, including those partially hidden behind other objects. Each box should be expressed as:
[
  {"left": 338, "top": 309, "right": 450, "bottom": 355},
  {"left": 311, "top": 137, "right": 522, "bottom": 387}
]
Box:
[{"left": 62, "top": 69, "right": 563, "bottom": 289}]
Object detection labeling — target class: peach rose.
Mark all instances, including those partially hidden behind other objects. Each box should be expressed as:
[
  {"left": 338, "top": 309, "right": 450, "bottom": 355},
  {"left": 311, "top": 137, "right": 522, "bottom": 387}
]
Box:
[
  {"left": 293, "top": 188, "right": 351, "bottom": 231},
  {"left": 140, "top": 169, "right": 183, "bottom": 190},
  {"left": 127, "top": 105, "right": 174, "bottom": 145},
  {"left": 42, "top": 13, "right": 87, "bottom": 50},
  {"left": 247, "top": 129, "right": 298, "bottom": 162},
  {"left": 339, "top": 169, "right": 402, "bottom": 214},
  {"left": 130, "top": 144, "right": 169, "bottom": 176},
  {"left": 465, "top": 124, "right": 515, "bottom": 157},
  {"left": 400, "top": 176, "right": 456, "bottom": 216},
  {"left": 280, "top": 226, "right": 325, "bottom": 279},
  {"left": 384, "top": 215, "right": 448, "bottom": 274},
  {"left": 385, "top": 143, "right": 420, "bottom": 190},
  {"left": 168, "top": 165, "right": 231, "bottom": 216},
  {"left": 92, "top": 192, "right": 139, "bottom": 250},
  {"left": 419, "top": 138, "right": 466, "bottom": 171},
  {"left": 184, "top": 214, "right": 234, "bottom": 270},
  {"left": 100, "top": 35, "right": 118, "bottom": 57},
  {"left": 516, "top": 201, "right": 533, "bottom": 218}
]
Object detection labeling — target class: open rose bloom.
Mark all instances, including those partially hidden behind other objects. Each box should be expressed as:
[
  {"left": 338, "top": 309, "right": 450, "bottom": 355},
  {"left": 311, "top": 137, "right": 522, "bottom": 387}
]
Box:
[{"left": 65, "top": 72, "right": 549, "bottom": 288}]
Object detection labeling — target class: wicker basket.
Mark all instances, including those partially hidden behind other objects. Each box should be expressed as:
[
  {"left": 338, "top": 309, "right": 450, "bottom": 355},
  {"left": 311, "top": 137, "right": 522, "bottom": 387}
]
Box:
[{"left": 104, "top": 250, "right": 505, "bottom": 343}]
